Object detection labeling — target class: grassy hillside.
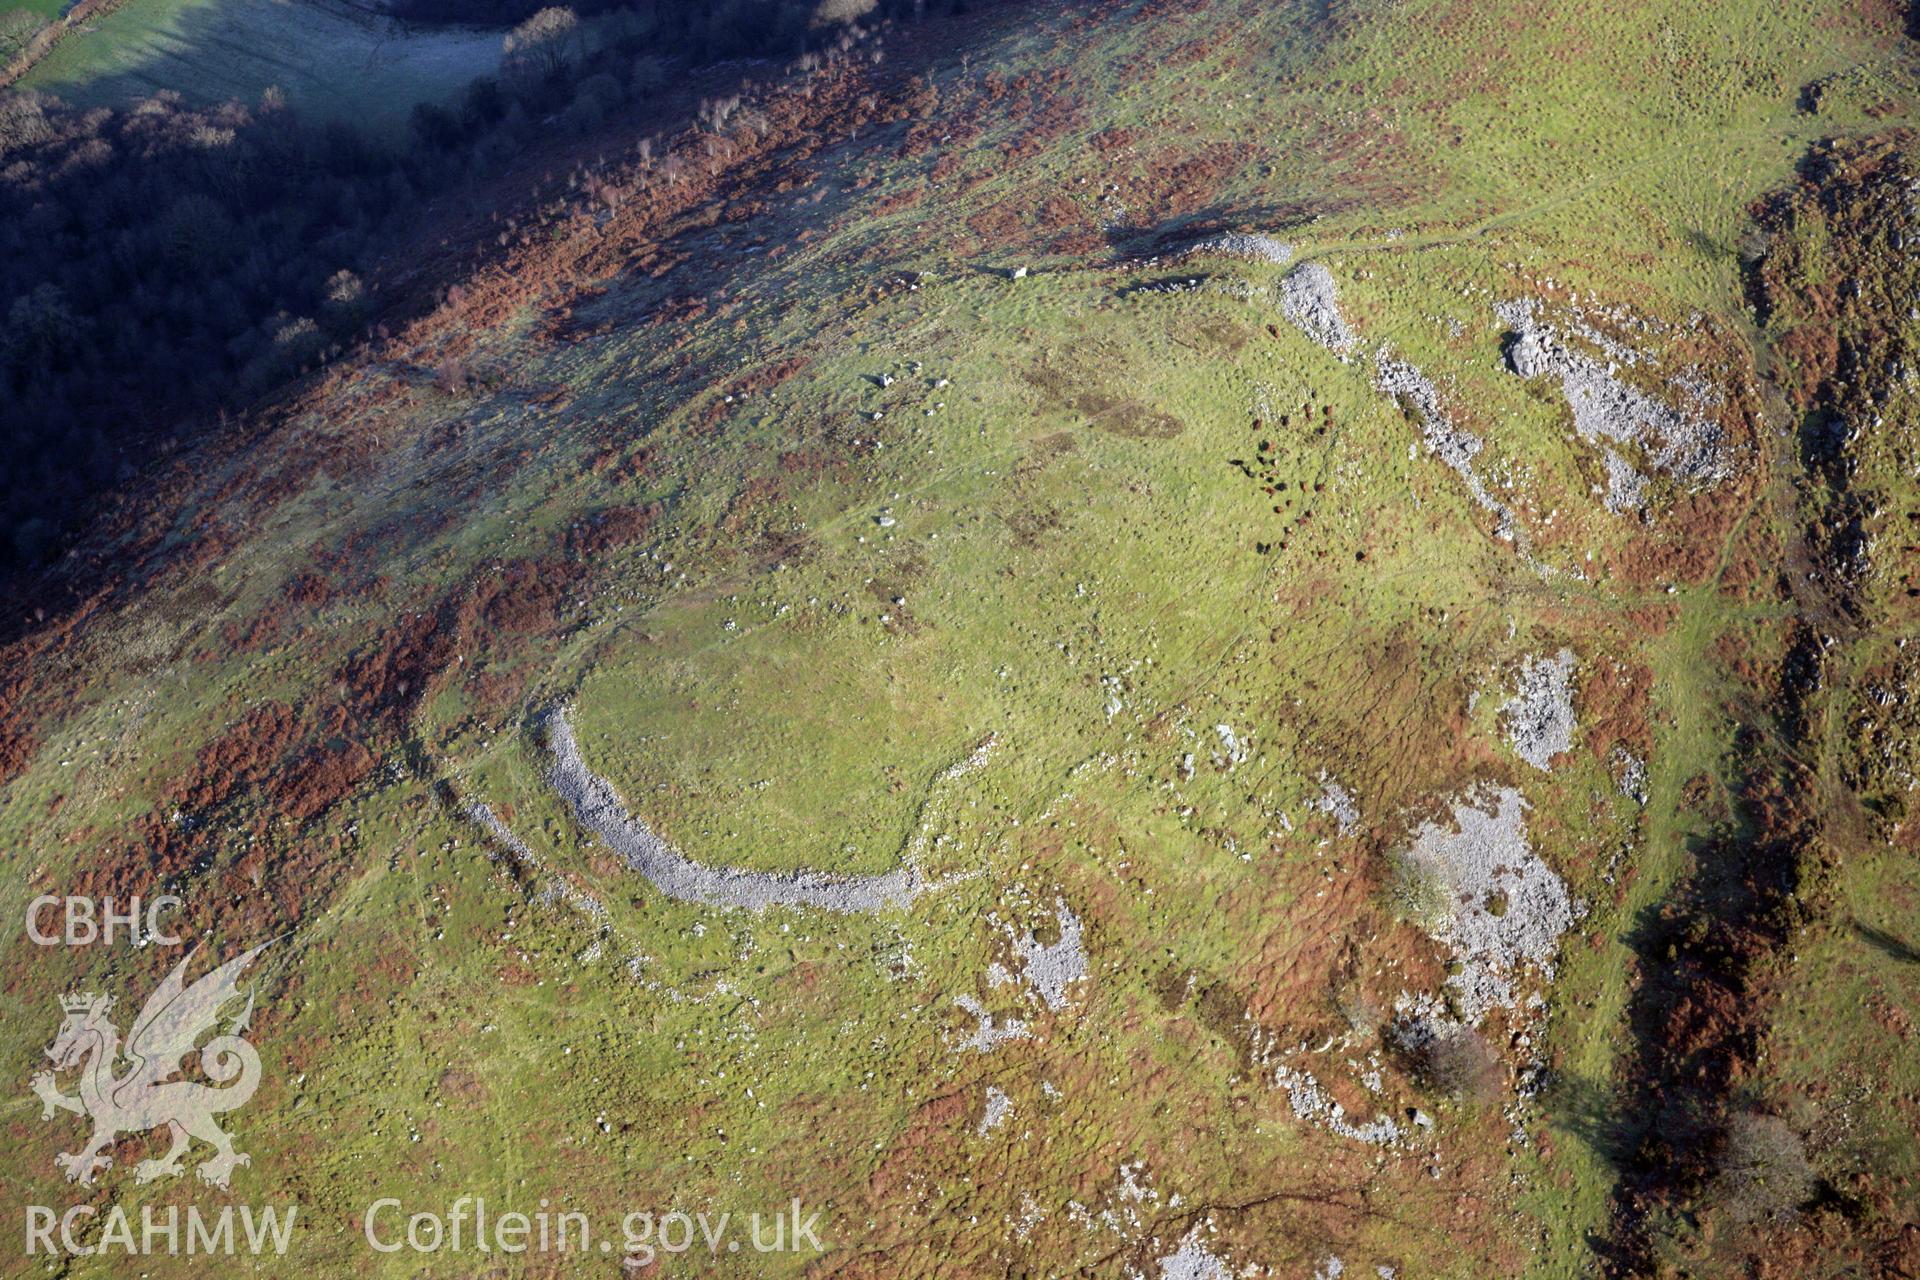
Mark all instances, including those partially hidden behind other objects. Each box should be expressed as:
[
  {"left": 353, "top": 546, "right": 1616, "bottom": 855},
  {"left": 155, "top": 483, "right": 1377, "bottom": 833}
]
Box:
[{"left": 2, "top": 0, "right": 1917, "bottom": 1275}]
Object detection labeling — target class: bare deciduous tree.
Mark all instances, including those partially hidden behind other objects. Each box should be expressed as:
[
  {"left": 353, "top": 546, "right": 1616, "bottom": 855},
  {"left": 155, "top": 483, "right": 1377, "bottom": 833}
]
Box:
[
  {"left": 1709, "top": 1113, "right": 1816, "bottom": 1224},
  {"left": 1401, "top": 1025, "right": 1502, "bottom": 1104},
  {"left": 0, "top": 9, "right": 43, "bottom": 64},
  {"left": 697, "top": 95, "right": 741, "bottom": 132},
  {"left": 0, "top": 85, "right": 52, "bottom": 152},
  {"left": 503, "top": 6, "right": 579, "bottom": 81}
]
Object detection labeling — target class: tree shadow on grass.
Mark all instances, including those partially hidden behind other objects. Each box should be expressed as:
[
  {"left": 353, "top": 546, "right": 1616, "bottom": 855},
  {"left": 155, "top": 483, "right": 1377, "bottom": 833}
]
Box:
[
  {"left": 1540, "top": 1068, "right": 1637, "bottom": 1173},
  {"left": 1853, "top": 918, "right": 1920, "bottom": 966},
  {"left": 1097, "top": 199, "right": 1332, "bottom": 262}
]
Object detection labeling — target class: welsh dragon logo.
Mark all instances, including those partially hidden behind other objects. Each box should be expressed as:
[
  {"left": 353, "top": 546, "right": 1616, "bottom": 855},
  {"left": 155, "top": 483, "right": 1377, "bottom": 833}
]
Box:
[{"left": 31, "top": 944, "right": 268, "bottom": 1189}]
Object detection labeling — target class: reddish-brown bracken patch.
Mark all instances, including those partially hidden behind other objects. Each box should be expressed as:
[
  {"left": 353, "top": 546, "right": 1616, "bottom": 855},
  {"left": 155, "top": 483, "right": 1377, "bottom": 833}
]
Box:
[
  {"left": 567, "top": 503, "right": 663, "bottom": 557},
  {"left": 1580, "top": 654, "right": 1653, "bottom": 762}
]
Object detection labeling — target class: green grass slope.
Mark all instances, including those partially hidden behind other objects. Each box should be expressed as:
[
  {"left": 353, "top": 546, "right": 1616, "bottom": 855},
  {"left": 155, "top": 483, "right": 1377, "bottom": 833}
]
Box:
[{"left": 2, "top": 0, "right": 1918, "bottom": 1276}]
